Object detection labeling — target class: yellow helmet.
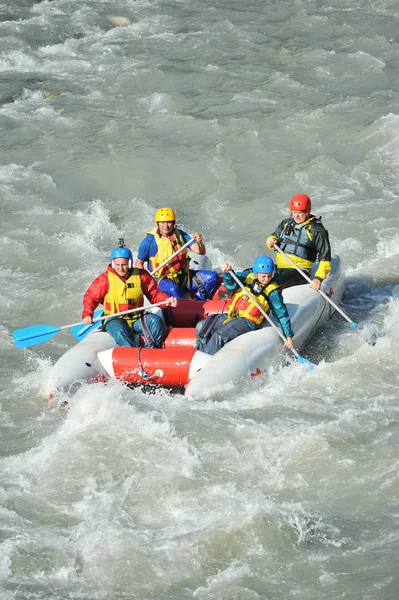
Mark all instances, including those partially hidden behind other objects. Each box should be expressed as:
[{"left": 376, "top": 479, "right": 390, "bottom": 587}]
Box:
[{"left": 155, "top": 207, "right": 176, "bottom": 223}]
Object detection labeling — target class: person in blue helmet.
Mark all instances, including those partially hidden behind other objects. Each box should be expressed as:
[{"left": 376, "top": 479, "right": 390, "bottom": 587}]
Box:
[
  {"left": 134, "top": 207, "right": 220, "bottom": 300},
  {"left": 196, "top": 256, "right": 294, "bottom": 356},
  {"left": 82, "top": 242, "right": 177, "bottom": 348}
]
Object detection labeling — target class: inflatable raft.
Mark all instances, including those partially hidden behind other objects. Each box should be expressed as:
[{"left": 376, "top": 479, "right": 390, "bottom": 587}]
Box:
[{"left": 46, "top": 254, "right": 345, "bottom": 400}]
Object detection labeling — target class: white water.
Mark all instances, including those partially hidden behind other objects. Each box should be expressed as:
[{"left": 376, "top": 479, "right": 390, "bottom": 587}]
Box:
[{"left": 1, "top": 0, "right": 399, "bottom": 598}]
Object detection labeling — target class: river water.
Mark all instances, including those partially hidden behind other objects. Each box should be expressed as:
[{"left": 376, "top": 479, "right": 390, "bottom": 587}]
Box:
[{"left": 1, "top": 0, "right": 399, "bottom": 598}]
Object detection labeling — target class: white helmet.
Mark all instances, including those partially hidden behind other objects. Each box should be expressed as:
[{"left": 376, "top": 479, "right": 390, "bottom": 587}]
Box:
[{"left": 188, "top": 251, "right": 212, "bottom": 270}]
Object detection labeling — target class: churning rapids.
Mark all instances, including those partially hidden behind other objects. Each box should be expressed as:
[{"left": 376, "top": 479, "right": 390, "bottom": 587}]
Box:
[{"left": 1, "top": 0, "right": 399, "bottom": 598}]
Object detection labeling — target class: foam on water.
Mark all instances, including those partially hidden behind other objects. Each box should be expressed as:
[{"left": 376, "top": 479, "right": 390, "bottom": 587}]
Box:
[
  {"left": 1, "top": 379, "right": 355, "bottom": 596},
  {"left": 2, "top": 0, "right": 399, "bottom": 597}
]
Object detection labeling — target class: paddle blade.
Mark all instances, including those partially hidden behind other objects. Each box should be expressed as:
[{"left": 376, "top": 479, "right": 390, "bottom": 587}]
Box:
[
  {"left": 71, "top": 309, "right": 103, "bottom": 342},
  {"left": 13, "top": 324, "right": 61, "bottom": 349},
  {"left": 296, "top": 355, "right": 316, "bottom": 369},
  {"left": 356, "top": 321, "right": 378, "bottom": 346}
]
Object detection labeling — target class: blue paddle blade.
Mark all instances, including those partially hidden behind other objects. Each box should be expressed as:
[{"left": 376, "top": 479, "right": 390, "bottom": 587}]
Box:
[
  {"left": 70, "top": 309, "right": 103, "bottom": 342},
  {"left": 13, "top": 324, "right": 61, "bottom": 349},
  {"left": 296, "top": 355, "right": 316, "bottom": 369}
]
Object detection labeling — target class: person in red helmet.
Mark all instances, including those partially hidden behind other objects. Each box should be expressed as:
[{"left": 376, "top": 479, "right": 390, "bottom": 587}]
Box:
[{"left": 266, "top": 194, "right": 331, "bottom": 290}]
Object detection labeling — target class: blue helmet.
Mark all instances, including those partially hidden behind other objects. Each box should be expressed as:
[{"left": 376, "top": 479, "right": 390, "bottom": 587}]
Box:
[
  {"left": 110, "top": 246, "right": 133, "bottom": 268},
  {"left": 253, "top": 255, "right": 274, "bottom": 274}
]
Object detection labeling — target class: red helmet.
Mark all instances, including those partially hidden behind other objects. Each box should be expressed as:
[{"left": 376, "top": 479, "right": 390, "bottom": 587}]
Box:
[{"left": 289, "top": 194, "right": 311, "bottom": 212}]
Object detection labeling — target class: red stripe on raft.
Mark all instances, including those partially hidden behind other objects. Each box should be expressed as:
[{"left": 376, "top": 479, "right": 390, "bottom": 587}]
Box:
[
  {"left": 164, "top": 327, "right": 196, "bottom": 348},
  {"left": 111, "top": 346, "right": 197, "bottom": 387},
  {"left": 136, "top": 329, "right": 196, "bottom": 348}
]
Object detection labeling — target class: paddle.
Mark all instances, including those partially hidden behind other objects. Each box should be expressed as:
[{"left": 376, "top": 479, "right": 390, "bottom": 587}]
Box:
[
  {"left": 13, "top": 301, "right": 170, "bottom": 349},
  {"left": 273, "top": 245, "right": 358, "bottom": 328},
  {"left": 229, "top": 270, "right": 316, "bottom": 368},
  {"left": 70, "top": 308, "right": 104, "bottom": 342},
  {"left": 149, "top": 237, "right": 194, "bottom": 277}
]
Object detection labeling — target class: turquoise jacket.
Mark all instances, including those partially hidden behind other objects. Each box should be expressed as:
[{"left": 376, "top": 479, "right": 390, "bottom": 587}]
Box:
[{"left": 223, "top": 269, "right": 294, "bottom": 338}]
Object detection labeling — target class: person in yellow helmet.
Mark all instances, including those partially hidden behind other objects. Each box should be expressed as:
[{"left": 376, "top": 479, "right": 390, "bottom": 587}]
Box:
[
  {"left": 134, "top": 207, "right": 220, "bottom": 300},
  {"left": 266, "top": 194, "right": 331, "bottom": 290}
]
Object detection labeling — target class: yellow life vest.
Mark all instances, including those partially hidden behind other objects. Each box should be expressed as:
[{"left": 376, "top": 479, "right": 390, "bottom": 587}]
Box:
[
  {"left": 225, "top": 273, "right": 280, "bottom": 326},
  {"left": 103, "top": 269, "right": 143, "bottom": 326},
  {"left": 147, "top": 227, "right": 189, "bottom": 286}
]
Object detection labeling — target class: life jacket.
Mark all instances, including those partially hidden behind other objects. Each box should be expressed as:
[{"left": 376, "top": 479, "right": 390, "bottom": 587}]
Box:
[
  {"left": 103, "top": 268, "right": 143, "bottom": 326},
  {"left": 278, "top": 216, "right": 322, "bottom": 264},
  {"left": 224, "top": 273, "right": 280, "bottom": 326},
  {"left": 147, "top": 227, "right": 189, "bottom": 287}
]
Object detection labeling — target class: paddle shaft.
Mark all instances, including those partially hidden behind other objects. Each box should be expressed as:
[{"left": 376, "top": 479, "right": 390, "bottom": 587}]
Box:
[
  {"left": 150, "top": 238, "right": 194, "bottom": 276},
  {"left": 229, "top": 271, "right": 300, "bottom": 360},
  {"left": 273, "top": 245, "right": 357, "bottom": 327},
  {"left": 22, "top": 302, "right": 167, "bottom": 338},
  {"left": 80, "top": 301, "right": 169, "bottom": 327},
  {"left": 70, "top": 301, "right": 171, "bottom": 341}
]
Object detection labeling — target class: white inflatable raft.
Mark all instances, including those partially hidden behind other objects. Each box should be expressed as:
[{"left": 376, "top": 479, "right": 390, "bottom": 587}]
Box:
[{"left": 46, "top": 255, "right": 345, "bottom": 400}]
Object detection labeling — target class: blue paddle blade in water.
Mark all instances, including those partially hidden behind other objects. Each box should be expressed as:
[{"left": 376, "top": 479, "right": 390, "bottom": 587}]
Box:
[
  {"left": 13, "top": 324, "right": 61, "bottom": 349},
  {"left": 296, "top": 355, "right": 316, "bottom": 369}
]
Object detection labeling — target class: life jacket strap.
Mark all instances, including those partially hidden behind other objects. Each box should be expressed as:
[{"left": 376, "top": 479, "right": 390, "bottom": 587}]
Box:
[
  {"left": 191, "top": 271, "right": 211, "bottom": 299},
  {"left": 196, "top": 313, "right": 221, "bottom": 350},
  {"left": 140, "top": 312, "right": 157, "bottom": 348}
]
